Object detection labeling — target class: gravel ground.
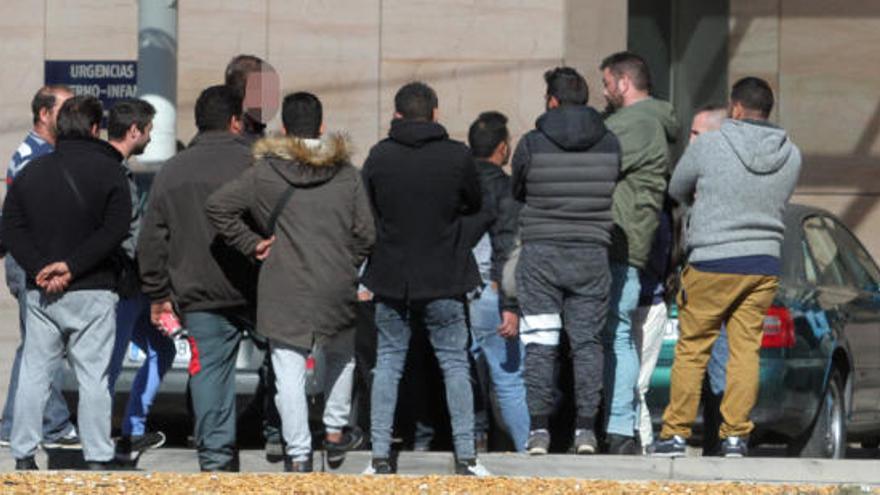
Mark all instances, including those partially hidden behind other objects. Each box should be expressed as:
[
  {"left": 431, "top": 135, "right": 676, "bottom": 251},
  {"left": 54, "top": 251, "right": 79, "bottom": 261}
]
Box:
[{"left": 0, "top": 473, "right": 875, "bottom": 495}]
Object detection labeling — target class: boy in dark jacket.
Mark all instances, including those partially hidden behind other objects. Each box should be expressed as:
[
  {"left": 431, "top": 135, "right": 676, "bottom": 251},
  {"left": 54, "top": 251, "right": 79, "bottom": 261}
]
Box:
[
  {"left": 465, "top": 111, "right": 528, "bottom": 452},
  {"left": 512, "top": 67, "right": 620, "bottom": 456},
  {"left": 207, "top": 92, "right": 375, "bottom": 472},
  {"left": 361, "top": 82, "right": 488, "bottom": 476}
]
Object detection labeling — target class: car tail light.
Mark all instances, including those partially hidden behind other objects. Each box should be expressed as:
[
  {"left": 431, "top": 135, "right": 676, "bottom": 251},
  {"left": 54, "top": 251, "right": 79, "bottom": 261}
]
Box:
[{"left": 762, "top": 306, "right": 796, "bottom": 348}]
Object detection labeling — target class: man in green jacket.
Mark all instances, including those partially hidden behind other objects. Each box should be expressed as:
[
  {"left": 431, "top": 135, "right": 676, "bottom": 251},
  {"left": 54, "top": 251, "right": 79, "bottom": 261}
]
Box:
[{"left": 600, "top": 51, "right": 679, "bottom": 454}]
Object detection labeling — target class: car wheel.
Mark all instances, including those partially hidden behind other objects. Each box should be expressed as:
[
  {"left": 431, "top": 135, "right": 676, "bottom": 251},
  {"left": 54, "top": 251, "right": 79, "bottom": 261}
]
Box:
[{"left": 788, "top": 370, "right": 846, "bottom": 458}]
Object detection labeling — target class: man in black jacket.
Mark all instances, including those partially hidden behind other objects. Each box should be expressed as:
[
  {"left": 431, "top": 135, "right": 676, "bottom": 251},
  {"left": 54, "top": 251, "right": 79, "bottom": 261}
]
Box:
[
  {"left": 512, "top": 67, "right": 620, "bottom": 456},
  {"left": 137, "top": 85, "right": 257, "bottom": 472},
  {"left": 465, "top": 111, "right": 528, "bottom": 452},
  {"left": 361, "top": 82, "right": 487, "bottom": 476},
  {"left": 2, "top": 96, "right": 132, "bottom": 470}
]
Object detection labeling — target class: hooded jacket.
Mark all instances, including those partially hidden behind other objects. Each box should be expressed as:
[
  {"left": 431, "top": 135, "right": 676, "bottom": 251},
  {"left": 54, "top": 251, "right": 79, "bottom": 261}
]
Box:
[
  {"left": 138, "top": 131, "right": 257, "bottom": 312},
  {"left": 206, "top": 133, "right": 375, "bottom": 350},
  {"left": 361, "top": 119, "right": 482, "bottom": 301},
  {"left": 605, "top": 97, "right": 679, "bottom": 269},
  {"left": 669, "top": 118, "right": 802, "bottom": 262},
  {"left": 511, "top": 105, "right": 620, "bottom": 246}
]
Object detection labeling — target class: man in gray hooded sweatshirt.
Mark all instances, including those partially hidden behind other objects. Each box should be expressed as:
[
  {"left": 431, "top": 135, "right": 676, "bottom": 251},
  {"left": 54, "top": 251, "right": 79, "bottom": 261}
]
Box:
[{"left": 650, "top": 77, "right": 801, "bottom": 458}]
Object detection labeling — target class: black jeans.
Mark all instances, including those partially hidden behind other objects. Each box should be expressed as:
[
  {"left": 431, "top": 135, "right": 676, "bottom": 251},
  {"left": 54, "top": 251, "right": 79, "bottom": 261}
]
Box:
[{"left": 517, "top": 243, "right": 610, "bottom": 430}]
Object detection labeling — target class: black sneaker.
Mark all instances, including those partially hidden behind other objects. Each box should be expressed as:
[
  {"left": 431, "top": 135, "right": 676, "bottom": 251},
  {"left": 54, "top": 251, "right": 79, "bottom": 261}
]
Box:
[
  {"left": 607, "top": 433, "right": 638, "bottom": 455},
  {"left": 132, "top": 431, "right": 166, "bottom": 451},
  {"left": 363, "top": 457, "right": 396, "bottom": 475},
  {"left": 42, "top": 430, "right": 81, "bottom": 450},
  {"left": 574, "top": 428, "right": 598, "bottom": 455},
  {"left": 526, "top": 429, "right": 551, "bottom": 455},
  {"left": 116, "top": 431, "right": 166, "bottom": 463},
  {"left": 324, "top": 427, "right": 365, "bottom": 468},
  {"left": 85, "top": 459, "right": 130, "bottom": 471},
  {"left": 454, "top": 458, "right": 491, "bottom": 477},
  {"left": 265, "top": 438, "right": 285, "bottom": 463},
  {"left": 721, "top": 436, "right": 748, "bottom": 458},
  {"left": 15, "top": 457, "right": 38, "bottom": 470},
  {"left": 647, "top": 435, "right": 687, "bottom": 457},
  {"left": 283, "top": 455, "right": 313, "bottom": 473}
]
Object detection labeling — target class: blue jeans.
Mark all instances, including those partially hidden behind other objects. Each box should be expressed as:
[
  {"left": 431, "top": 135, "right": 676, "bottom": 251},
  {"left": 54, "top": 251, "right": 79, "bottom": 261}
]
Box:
[
  {"left": 371, "top": 298, "right": 475, "bottom": 460},
  {"left": 0, "top": 288, "right": 73, "bottom": 442},
  {"left": 604, "top": 263, "right": 642, "bottom": 437},
  {"left": 108, "top": 294, "right": 176, "bottom": 436},
  {"left": 708, "top": 324, "right": 729, "bottom": 396},
  {"left": 469, "top": 286, "right": 529, "bottom": 452}
]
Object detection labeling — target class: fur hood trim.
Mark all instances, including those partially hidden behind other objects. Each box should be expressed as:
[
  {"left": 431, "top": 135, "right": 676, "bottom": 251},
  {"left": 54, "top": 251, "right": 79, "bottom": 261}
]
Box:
[{"left": 252, "top": 132, "right": 351, "bottom": 167}]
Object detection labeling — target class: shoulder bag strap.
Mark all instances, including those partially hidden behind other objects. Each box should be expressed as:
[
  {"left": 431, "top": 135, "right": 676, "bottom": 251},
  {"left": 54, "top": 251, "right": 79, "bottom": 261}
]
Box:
[{"left": 265, "top": 161, "right": 296, "bottom": 236}]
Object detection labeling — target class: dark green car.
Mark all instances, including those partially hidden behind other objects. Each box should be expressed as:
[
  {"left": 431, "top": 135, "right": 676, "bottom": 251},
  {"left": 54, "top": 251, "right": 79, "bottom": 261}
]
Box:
[{"left": 646, "top": 204, "right": 880, "bottom": 458}]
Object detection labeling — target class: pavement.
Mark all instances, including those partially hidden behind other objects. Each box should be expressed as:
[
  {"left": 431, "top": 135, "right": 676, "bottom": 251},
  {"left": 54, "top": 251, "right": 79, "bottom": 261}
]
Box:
[{"left": 0, "top": 449, "right": 878, "bottom": 486}]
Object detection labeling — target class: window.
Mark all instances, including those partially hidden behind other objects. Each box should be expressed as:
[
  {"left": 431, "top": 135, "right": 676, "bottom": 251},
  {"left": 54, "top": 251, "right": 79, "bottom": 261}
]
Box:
[
  {"left": 802, "top": 216, "right": 847, "bottom": 287},
  {"left": 803, "top": 240, "right": 818, "bottom": 283},
  {"left": 825, "top": 218, "right": 880, "bottom": 292}
]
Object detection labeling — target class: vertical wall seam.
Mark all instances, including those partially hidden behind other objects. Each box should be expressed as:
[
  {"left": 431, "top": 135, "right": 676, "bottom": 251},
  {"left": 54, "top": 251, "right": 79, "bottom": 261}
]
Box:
[
  {"left": 561, "top": 0, "right": 567, "bottom": 67},
  {"left": 377, "top": 0, "right": 383, "bottom": 143},
  {"left": 776, "top": 0, "right": 783, "bottom": 126},
  {"left": 265, "top": 0, "right": 271, "bottom": 60},
  {"left": 42, "top": 0, "right": 48, "bottom": 63}
]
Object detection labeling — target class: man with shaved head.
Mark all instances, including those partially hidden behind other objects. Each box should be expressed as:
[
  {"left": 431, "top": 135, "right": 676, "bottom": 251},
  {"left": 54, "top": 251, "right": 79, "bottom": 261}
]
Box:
[
  {"left": 634, "top": 102, "right": 728, "bottom": 452},
  {"left": 689, "top": 104, "right": 727, "bottom": 144}
]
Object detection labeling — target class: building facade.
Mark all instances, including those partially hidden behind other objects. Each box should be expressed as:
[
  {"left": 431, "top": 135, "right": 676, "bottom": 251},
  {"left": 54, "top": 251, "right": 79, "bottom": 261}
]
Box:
[{"left": 1, "top": 0, "right": 879, "bottom": 256}]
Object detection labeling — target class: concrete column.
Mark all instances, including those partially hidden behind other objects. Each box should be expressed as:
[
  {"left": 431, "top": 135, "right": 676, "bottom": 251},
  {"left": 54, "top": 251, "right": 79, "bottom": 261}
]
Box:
[{"left": 137, "top": 0, "right": 177, "bottom": 163}]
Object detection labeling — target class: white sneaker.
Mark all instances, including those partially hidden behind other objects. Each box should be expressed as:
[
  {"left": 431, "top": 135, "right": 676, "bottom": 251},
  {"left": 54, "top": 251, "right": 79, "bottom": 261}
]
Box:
[{"left": 455, "top": 458, "right": 491, "bottom": 477}]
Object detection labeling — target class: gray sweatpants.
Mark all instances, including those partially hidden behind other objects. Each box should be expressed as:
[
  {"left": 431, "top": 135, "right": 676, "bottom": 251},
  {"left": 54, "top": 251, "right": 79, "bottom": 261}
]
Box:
[
  {"left": 271, "top": 333, "right": 355, "bottom": 461},
  {"left": 516, "top": 242, "right": 610, "bottom": 430},
  {"left": 11, "top": 290, "right": 118, "bottom": 462}
]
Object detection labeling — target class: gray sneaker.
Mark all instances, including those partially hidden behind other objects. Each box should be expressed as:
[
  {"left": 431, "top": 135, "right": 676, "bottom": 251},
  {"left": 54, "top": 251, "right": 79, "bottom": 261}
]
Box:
[
  {"left": 42, "top": 429, "right": 81, "bottom": 450},
  {"left": 721, "top": 436, "right": 748, "bottom": 458},
  {"left": 526, "top": 429, "right": 551, "bottom": 455},
  {"left": 574, "top": 428, "right": 598, "bottom": 455}
]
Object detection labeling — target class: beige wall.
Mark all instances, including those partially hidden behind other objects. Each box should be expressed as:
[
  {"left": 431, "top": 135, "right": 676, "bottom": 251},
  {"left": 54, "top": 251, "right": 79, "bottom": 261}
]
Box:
[
  {"left": 6, "top": 1, "right": 878, "bottom": 255},
  {"left": 730, "top": 0, "right": 880, "bottom": 257},
  {"left": 0, "top": 0, "right": 625, "bottom": 174}
]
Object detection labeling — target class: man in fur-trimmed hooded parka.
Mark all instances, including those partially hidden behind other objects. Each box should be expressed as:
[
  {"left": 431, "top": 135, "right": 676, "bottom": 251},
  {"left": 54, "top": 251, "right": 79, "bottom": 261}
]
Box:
[{"left": 206, "top": 92, "right": 375, "bottom": 473}]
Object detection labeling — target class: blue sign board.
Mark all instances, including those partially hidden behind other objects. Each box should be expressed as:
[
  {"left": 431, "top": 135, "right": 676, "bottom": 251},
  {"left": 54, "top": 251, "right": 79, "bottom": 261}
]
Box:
[{"left": 45, "top": 60, "right": 137, "bottom": 126}]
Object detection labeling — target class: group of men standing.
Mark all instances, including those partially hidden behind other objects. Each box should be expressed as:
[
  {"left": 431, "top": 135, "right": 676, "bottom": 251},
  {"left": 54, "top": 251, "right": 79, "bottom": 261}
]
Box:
[{"left": 0, "top": 48, "right": 801, "bottom": 475}]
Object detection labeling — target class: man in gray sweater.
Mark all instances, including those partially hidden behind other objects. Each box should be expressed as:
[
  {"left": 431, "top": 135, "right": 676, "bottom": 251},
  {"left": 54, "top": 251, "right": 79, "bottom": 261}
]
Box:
[{"left": 649, "top": 77, "right": 802, "bottom": 458}]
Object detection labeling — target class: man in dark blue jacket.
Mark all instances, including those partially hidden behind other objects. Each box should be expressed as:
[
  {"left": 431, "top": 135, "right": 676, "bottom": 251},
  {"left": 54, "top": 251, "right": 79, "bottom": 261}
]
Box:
[{"left": 361, "top": 82, "right": 488, "bottom": 476}]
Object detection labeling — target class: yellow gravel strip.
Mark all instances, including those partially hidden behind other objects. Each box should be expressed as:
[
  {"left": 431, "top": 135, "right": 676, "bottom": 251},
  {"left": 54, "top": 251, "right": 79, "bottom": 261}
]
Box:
[{"left": 0, "top": 473, "right": 874, "bottom": 495}]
